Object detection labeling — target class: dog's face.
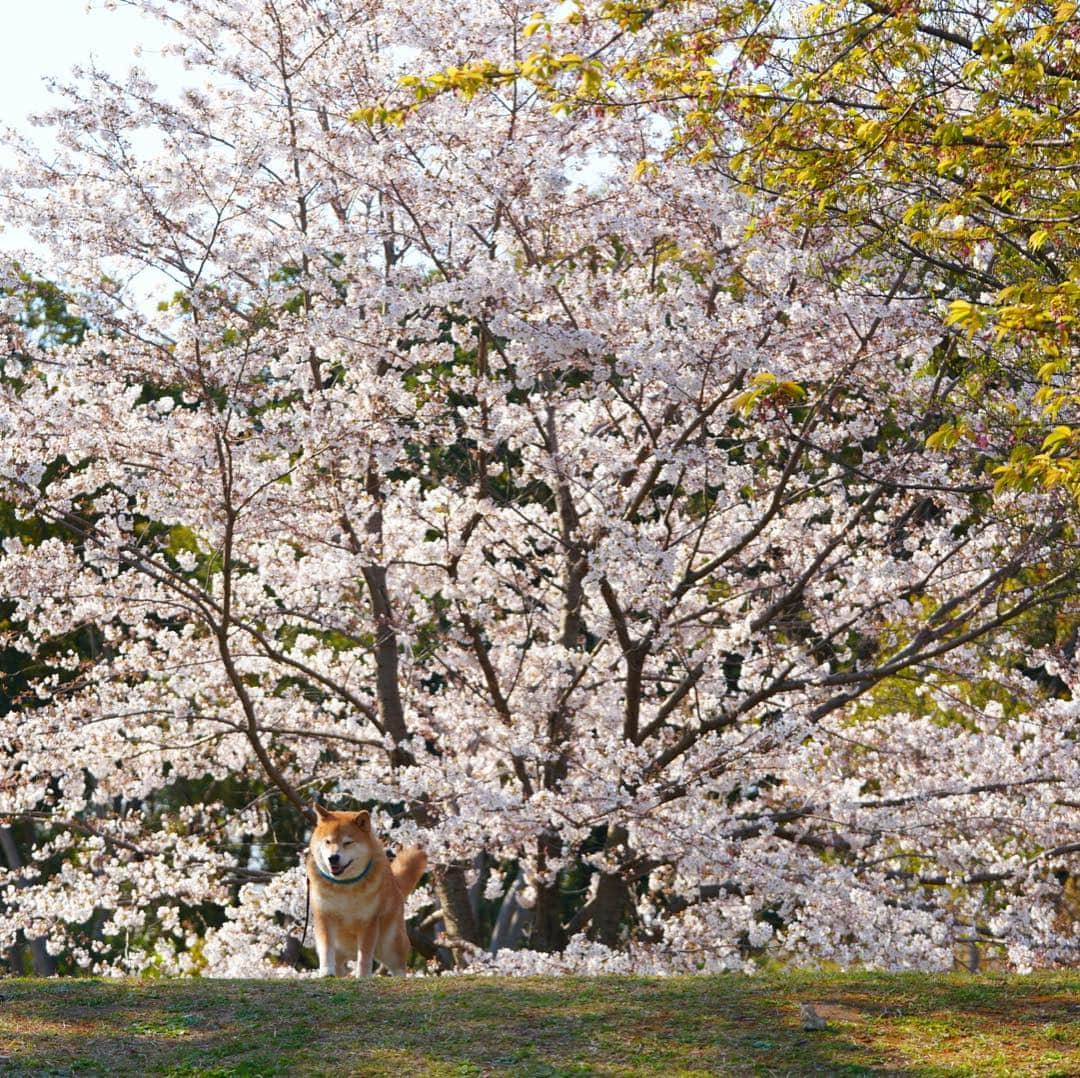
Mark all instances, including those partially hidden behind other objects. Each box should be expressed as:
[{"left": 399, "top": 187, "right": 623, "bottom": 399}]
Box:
[{"left": 309, "top": 805, "right": 377, "bottom": 880}]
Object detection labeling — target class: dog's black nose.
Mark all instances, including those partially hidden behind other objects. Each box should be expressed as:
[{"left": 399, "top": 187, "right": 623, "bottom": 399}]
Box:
[{"left": 328, "top": 853, "right": 340, "bottom": 865}]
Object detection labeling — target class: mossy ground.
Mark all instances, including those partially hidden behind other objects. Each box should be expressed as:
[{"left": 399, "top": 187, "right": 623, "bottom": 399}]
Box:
[{"left": 0, "top": 970, "right": 1077, "bottom": 1076}]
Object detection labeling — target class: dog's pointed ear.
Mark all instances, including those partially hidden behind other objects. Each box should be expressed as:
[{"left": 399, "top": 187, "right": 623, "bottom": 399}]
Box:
[
  {"left": 352, "top": 810, "right": 370, "bottom": 831},
  {"left": 313, "top": 803, "right": 333, "bottom": 821}
]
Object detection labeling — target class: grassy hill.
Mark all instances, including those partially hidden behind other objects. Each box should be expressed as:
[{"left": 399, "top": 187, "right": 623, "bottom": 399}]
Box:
[{"left": 0, "top": 970, "right": 1077, "bottom": 1076}]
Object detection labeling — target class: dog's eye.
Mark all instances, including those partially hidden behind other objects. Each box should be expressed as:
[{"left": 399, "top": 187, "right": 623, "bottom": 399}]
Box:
[{"left": 341, "top": 839, "right": 353, "bottom": 847}]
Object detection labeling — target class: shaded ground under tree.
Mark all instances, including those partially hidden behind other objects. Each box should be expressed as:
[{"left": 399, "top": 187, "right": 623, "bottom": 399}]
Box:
[{"left": 0, "top": 971, "right": 1077, "bottom": 1076}]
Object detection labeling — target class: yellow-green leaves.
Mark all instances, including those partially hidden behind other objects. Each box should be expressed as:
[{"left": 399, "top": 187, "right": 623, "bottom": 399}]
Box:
[
  {"left": 926, "top": 421, "right": 973, "bottom": 451},
  {"left": 523, "top": 10, "right": 547, "bottom": 38},
  {"left": 732, "top": 373, "right": 807, "bottom": 415},
  {"left": 944, "top": 300, "right": 988, "bottom": 339},
  {"left": 1028, "top": 230, "right": 1051, "bottom": 253},
  {"left": 368, "top": 0, "right": 1080, "bottom": 494}
]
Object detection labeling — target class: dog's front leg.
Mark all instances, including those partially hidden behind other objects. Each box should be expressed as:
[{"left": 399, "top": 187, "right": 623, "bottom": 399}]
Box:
[
  {"left": 354, "top": 922, "right": 377, "bottom": 978},
  {"left": 377, "top": 921, "right": 409, "bottom": 976},
  {"left": 314, "top": 918, "right": 338, "bottom": 977}
]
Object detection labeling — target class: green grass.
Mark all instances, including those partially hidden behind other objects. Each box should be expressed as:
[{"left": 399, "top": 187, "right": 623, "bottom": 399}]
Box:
[{"left": 0, "top": 971, "right": 1077, "bottom": 1076}]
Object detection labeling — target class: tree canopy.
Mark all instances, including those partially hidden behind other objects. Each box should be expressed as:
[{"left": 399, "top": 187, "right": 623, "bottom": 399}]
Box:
[
  {"left": 398, "top": 0, "right": 1080, "bottom": 490},
  {"left": 0, "top": 0, "right": 1076, "bottom": 976}
]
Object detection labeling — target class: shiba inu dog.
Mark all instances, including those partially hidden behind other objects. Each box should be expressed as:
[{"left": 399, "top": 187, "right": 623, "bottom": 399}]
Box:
[{"left": 306, "top": 804, "right": 427, "bottom": 976}]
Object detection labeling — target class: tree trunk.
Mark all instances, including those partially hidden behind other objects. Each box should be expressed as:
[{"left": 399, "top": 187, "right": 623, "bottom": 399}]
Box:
[
  {"left": 433, "top": 862, "right": 482, "bottom": 965},
  {"left": 357, "top": 484, "right": 473, "bottom": 967},
  {"left": 467, "top": 851, "right": 487, "bottom": 926},
  {"left": 530, "top": 883, "right": 564, "bottom": 951},
  {"left": 588, "top": 825, "right": 631, "bottom": 948},
  {"left": 363, "top": 556, "right": 476, "bottom": 967},
  {"left": 6, "top": 931, "right": 26, "bottom": 976},
  {"left": 0, "top": 826, "right": 57, "bottom": 975},
  {"left": 279, "top": 933, "right": 306, "bottom": 971},
  {"left": 527, "top": 834, "right": 566, "bottom": 952},
  {"left": 361, "top": 562, "right": 410, "bottom": 753},
  {"left": 490, "top": 868, "right": 531, "bottom": 953}
]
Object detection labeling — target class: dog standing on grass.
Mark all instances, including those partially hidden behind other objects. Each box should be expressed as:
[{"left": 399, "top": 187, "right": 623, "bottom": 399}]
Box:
[{"left": 306, "top": 804, "right": 427, "bottom": 976}]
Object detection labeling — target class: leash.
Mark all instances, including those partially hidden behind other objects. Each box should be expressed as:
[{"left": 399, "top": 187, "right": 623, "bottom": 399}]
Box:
[{"left": 300, "top": 874, "right": 311, "bottom": 947}]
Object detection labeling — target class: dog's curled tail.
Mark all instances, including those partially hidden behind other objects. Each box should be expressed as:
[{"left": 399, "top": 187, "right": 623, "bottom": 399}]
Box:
[{"left": 392, "top": 846, "right": 427, "bottom": 896}]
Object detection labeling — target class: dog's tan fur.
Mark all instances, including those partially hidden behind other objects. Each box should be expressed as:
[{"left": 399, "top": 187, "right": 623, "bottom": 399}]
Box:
[{"left": 306, "top": 804, "right": 426, "bottom": 977}]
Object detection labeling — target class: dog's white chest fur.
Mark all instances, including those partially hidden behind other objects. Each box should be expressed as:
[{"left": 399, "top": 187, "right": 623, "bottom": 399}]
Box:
[{"left": 313, "top": 882, "right": 378, "bottom": 920}]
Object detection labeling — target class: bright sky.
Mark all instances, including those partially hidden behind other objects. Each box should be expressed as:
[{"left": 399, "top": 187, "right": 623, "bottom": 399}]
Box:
[
  {"left": 0, "top": 1, "right": 185, "bottom": 252},
  {"left": 1, "top": 1, "right": 180, "bottom": 127}
]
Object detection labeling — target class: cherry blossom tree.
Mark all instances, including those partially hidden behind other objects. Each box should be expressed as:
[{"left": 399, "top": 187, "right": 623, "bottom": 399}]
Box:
[{"left": 0, "top": 0, "right": 1076, "bottom": 975}]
